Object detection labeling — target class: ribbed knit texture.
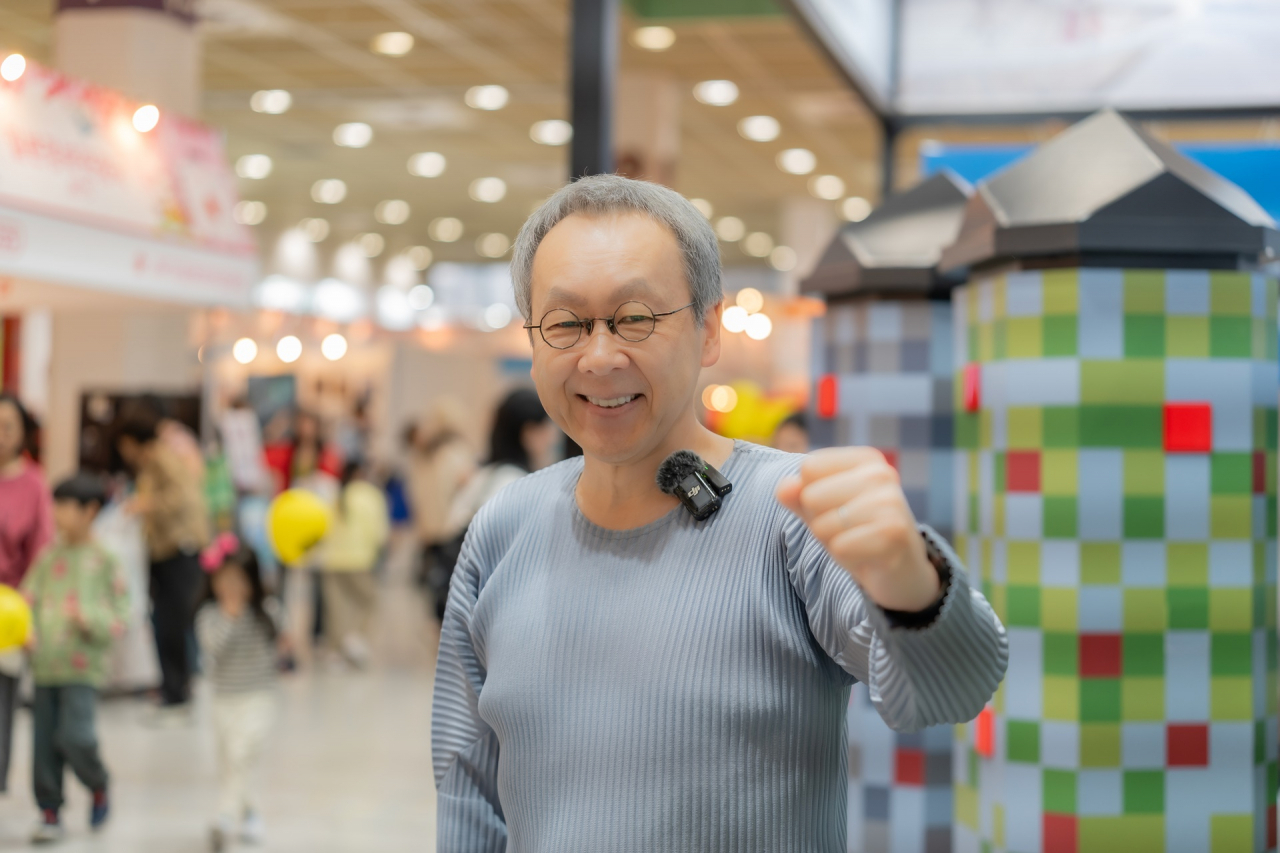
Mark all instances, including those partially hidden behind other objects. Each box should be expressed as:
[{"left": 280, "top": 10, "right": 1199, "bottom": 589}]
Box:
[
  {"left": 433, "top": 441, "right": 1007, "bottom": 853},
  {"left": 195, "top": 605, "right": 278, "bottom": 695}
]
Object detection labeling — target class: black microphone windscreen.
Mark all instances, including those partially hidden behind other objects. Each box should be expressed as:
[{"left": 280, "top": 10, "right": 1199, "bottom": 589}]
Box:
[{"left": 655, "top": 450, "right": 705, "bottom": 495}]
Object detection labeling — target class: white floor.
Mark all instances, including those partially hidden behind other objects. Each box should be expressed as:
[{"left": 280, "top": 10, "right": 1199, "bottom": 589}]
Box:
[{"left": 0, "top": 535, "right": 442, "bottom": 851}]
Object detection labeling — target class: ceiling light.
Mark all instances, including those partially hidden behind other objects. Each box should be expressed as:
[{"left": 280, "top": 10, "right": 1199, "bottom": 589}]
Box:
[
  {"left": 375, "top": 199, "right": 411, "bottom": 225},
  {"left": 321, "top": 333, "right": 348, "bottom": 361},
  {"left": 311, "top": 179, "right": 347, "bottom": 204},
  {"left": 742, "top": 233, "right": 774, "bottom": 258},
  {"left": 234, "top": 201, "right": 267, "bottom": 225},
  {"left": 132, "top": 105, "right": 160, "bottom": 133},
  {"left": 429, "top": 217, "right": 464, "bottom": 243},
  {"left": 334, "top": 122, "right": 373, "bottom": 148},
  {"left": 371, "top": 31, "right": 414, "bottom": 56},
  {"left": 469, "top": 177, "right": 507, "bottom": 203},
  {"left": 418, "top": 308, "right": 447, "bottom": 331},
  {"left": 709, "top": 385, "right": 738, "bottom": 413},
  {"left": 477, "top": 233, "right": 511, "bottom": 258},
  {"left": 407, "top": 245, "right": 434, "bottom": 269},
  {"left": 357, "top": 233, "right": 385, "bottom": 257},
  {"left": 769, "top": 245, "right": 797, "bottom": 271},
  {"left": 300, "top": 218, "right": 330, "bottom": 242},
  {"left": 690, "top": 198, "right": 713, "bottom": 219},
  {"left": 745, "top": 312, "right": 773, "bottom": 340},
  {"left": 465, "top": 85, "right": 509, "bottom": 111},
  {"left": 693, "top": 80, "right": 738, "bottom": 106},
  {"left": 777, "top": 148, "right": 816, "bottom": 175},
  {"left": 254, "top": 275, "right": 308, "bottom": 312},
  {"left": 737, "top": 115, "right": 780, "bottom": 142},
  {"left": 232, "top": 338, "right": 258, "bottom": 364},
  {"left": 715, "top": 216, "right": 745, "bottom": 242},
  {"left": 483, "top": 303, "right": 513, "bottom": 330},
  {"left": 631, "top": 26, "right": 676, "bottom": 51},
  {"left": 313, "top": 279, "right": 366, "bottom": 323},
  {"left": 376, "top": 286, "right": 416, "bottom": 331},
  {"left": 250, "top": 89, "right": 292, "bottom": 114},
  {"left": 1, "top": 54, "right": 26, "bottom": 82},
  {"left": 235, "top": 154, "right": 273, "bottom": 180},
  {"left": 736, "top": 287, "right": 765, "bottom": 314},
  {"left": 408, "top": 284, "right": 434, "bottom": 310},
  {"left": 842, "top": 196, "right": 872, "bottom": 222},
  {"left": 276, "top": 336, "right": 302, "bottom": 363},
  {"left": 722, "top": 305, "right": 749, "bottom": 333},
  {"left": 530, "top": 119, "right": 573, "bottom": 146},
  {"left": 810, "top": 174, "right": 845, "bottom": 200},
  {"left": 408, "top": 151, "right": 447, "bottom": 177}
]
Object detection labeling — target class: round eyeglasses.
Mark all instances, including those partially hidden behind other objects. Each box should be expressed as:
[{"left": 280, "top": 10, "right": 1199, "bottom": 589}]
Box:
[{"left": 524, "top": 301, "right": 694, "bottom": 350}]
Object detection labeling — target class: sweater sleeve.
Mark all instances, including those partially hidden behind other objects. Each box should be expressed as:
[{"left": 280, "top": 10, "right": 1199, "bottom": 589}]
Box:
[
  {"left": 432, "top": 517, "right": 507, "bottom": 853},
  {"left": 783, "top": 514, "right": 1008, "bottom": 732}
]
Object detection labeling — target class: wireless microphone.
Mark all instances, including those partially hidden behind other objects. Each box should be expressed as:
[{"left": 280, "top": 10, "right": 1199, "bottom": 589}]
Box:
[{"left": 656, "top": 450, "right": 731, "bottom": 521}]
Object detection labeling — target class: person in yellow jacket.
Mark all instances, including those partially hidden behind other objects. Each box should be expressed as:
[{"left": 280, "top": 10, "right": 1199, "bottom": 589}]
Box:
[{"left": 317, "top": 462, "right": 389, "bottom": 668}]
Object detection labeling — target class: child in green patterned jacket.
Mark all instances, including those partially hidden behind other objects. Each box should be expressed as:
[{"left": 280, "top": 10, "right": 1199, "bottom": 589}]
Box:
[{"left": 21, "top": 473, "right": 129, "bottom": 844}]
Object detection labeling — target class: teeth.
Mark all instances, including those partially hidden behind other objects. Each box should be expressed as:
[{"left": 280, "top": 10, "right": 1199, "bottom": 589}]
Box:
[{"left": 587, "top": 395, "right": 636, "bottom": 408}]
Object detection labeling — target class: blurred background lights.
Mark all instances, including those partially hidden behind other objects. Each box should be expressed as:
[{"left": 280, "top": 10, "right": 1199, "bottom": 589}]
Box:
[
  {"left": 810, "top": 174, "right": 846, "bottom": 200},
  {"left": 735, "top": 287, "right": 764, "bottom": 314},
  {"left": 371, "top": 31, "right": 414, "bottom": 56},
  {"left": 375, "top": 199, "right": 411, "bottom": 225},
  {"left": 465, "top": 85, "right": 509, "bottom": 110},
  {"left": 313, "top": 278, "right": 366, "bottom": 322},
  {"left": 254, "top": 275, "right": 307, "bottom": 312},
  {"left": 334, "top": 122, "right": 373, "bottom": 148},
  {"left": 742, "top": 233, "right": 774, "bottom": 258},
  {"left": 469, "top": 177, "right": 507, "bottom": 203},
  {"left": 530, "top": 120, "right": 573, "bottom": 146},
  {"left": 132, "top": 105, "right": 160, "bottom": 132},
  {"left": 276, "top": 336, "right": 302, "bottom": 363},
  {"left": 357, "top": 233, "right": 385, "bottom": 257},
  {"left": 232, "top": 338, "right": 258, "bottom": 364},
  {"left": 477, "top": 233, "right": 511, "bottom": 258},
  {"left": 408, "top": 284, "right": 434, "bottom": 310},
  {"left": 408, "top": 152, "right": 446, "bottom": 177},
  {"left": 311, "top": 179, "right": 347, "bottom": 204},
  {"left": 745, "top": 312, "right": 773, "bottom": 340},
  {"left": 375, "top": 286, "right": 416, "bottom": 330},
  {"left": 777, "top": 148, "right": 816, "bottom": 175},
  {"left": 702, "top": 384, "right": 738, "bottom": 413},
  {"left": 693, "top": 80, "right": 738, "bottom": 106},
  {"left": 737, "top": 115, "right": 780, "bottom": 142},
  {"left": 770, "top": 246, "right": 797, "bottom": 271},
  {"left": 842, "top": 196, "right": 873, "bottom": 222},
  {"left": 300, "top": 218, "right": 330, "bottom": 242},
  {"left": 631, "top": 26, "right": 676, "bottom": 51},
  {"left": 233, "top": 200, "right": 266, "bottom": 225},
  {"left": 429, "top": 217, "right": 464, "bottom": 242},
  {"left": 715, "top": 216, "right": 745, "bottom": 242},
  {"left": 250, "top": 89, "right": 291, "bottom": 114},
  {"left": 407, "top": 245, "right": 434, "bottom": 269},
  {"left": 321, "top": 333, "right": 348, "bottom": 361},
  {"left": 721, "top": 305, "right": 749, "bottom": 333},
  {"left": 690, "top": 198, "right": 713, "bottom": 219},
  {"left": 235, "top": 154, "right": 273, "bottom": 179},
  {"left": 1, "top": 54, "right": 26, "bottom": 82},
  {"left": 484, "top": 303, "right": 513, "bottom": 329}
]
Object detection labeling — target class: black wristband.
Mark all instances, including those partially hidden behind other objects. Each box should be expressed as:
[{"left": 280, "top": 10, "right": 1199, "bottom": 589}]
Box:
[{"left": 880, "top": 530, "right": 953, "bottom": 630}]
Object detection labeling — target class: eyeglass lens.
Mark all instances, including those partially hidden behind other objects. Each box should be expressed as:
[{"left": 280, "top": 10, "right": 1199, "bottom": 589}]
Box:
[{"left": 538, "top": 301, "right": 657, "bottom": 349}]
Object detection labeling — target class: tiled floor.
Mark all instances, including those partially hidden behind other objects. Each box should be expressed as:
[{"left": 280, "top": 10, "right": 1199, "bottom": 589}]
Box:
[{"left": 0, "top": 536, "right": 441, "bottom": 851}]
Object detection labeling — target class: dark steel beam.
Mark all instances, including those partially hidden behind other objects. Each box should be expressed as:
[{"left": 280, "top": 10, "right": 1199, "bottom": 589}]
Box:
[{"left": 569, "top": 0, "right": 618, "bottom": 179}]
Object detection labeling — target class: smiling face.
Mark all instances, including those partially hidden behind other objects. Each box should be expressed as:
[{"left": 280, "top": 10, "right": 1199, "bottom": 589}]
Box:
[{"left": 528, "top": 211, "right": 723, "bottom": 466}]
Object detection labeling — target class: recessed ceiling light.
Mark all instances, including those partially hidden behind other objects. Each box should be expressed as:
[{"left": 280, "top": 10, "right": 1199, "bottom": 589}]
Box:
[
  {"left": 477, "top": 233, "right": 511, "bottom": 258},
  {"left": 631, "top": 26, "right": 676, "bottom": 51},
  {"left": 842, "top": 196, "right": 872, "bottom": 222},
  {"left": 407, "top": 245, "right": 434, "bottom": 269},
  {"left": 469, "top": 177, "right": 507, "bottom": 203},
  {"left": 233, "top": 338, "right": 258, "bottom": 364},
  {"left": 371, "top": 31, "right": 414, "bottom": 56},
  {"left": 810, "top": 174, "right": 845, "bottom": 200},
  {"left": 1, "top": 54, "right": 26, "bottom": 82},
  {"left": 300, "top": 218, "right": 330, "bottom": 241},
  {"left": 745, "top": 312, "right": 773, "bottom": 341},
  {"left": 235, "top": 154, "right": 273, "bottom": 180},
  {"left": 715, "top": 216, "right": 745, "bottom": 242},
  {"left": 276, "top": 336, "right": 302, "bottom": 363},
  {"left": 250, "top": 89, "right": 292, "bottom": 114},
  {"left": 465, "top": 85, "right": 509, "bottom": 111},
  {"left": 742, "top": 232, "right": 774, "bottom": 258},
  {"left": 693, "top": 80, "right": 738, "bottom": 106},
  {"left": 689, "top": 198, "right": 713, "bottom": 219},
  {"left": 375, "top": 199, "right": 411, "bottom": 225},
  {"left": 736, "top": 287, "right": 765, "bottom": 314},
  {"left": 738, "top": 115, "right": 780, "bottom": 142},
  {"left": 321, "top": 333, "right": 348, "bottom": 361},
  {"left": 132, "top": 105, "right": 160, "bottom": 133},
  {"left": 357, "top": 233, "right": 385, "bottom": 258},
  {"left": 334, "top": 122, "right": 373, "bottom": 148},
  {"left": 408, "top": 151, "right": 446, "bottom": 178},
  {"left": 530, "top": 119, "right": 573, "bottom": 146},
  {"left": 311, "top": 179, "right": 347, "bottom": 204},
  {"left": 429, "top": 217, "right": 464, "bottom": 243},
  {"left": 769, "top": 245, "right": 797, "bottom": 271},
  {"left": 777, "top": 148, "right": 816, "bottom": 175},
  {"left": 233, "top": 200, "right": 267, "bottom": 225}
]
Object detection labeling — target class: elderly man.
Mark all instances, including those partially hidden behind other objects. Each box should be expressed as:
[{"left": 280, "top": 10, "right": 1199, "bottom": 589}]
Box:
[{"left": 432, "top": 175, "right": 1007, "bottom": 852}]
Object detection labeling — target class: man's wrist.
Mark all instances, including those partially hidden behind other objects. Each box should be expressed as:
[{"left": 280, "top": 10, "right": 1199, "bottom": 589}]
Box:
[{"left": 880, "top": 530, "right": 953, "bottom": 629}]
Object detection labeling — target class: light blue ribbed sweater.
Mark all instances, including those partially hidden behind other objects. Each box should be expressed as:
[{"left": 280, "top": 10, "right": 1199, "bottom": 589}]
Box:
[{"left": 433, "top": 441, "right": 1007, "bottom": 853}]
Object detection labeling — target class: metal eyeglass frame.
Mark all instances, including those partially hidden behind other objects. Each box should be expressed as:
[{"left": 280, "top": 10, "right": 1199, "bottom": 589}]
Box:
[{"left": 523, "top": 301, "right": 695, "bottom": 349}]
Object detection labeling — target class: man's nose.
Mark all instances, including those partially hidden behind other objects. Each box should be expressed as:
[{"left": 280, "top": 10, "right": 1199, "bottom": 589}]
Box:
[{"left": 577, "top": 322, "right": 629, "bottom": 374}]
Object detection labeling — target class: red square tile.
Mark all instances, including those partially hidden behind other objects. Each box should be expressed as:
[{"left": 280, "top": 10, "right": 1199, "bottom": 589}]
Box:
[
  {"left": 1006, "top": 451, "right": 1042, "bottom": 492},
  {"left": 963, "top": 363, "right": 981, "bottom": 413},
  {"left": 1164, "top": 403, "right": 1212, "bottom": 453},
  {"left": 1167, "top": 724, "right": 1210, "bottom": 767},
  {"left": 1043, "top": 814, "right": 1078, "bottom": 853},
  {"left": 894, "top": 748, "right": 924, "bottom": 786},
  {"left": 1255, "top": 451, "right": 1268, "bottom": 494},
  {"left": 975, "top": 705, "right": 994, "bottom": 758},
  {"left": 1079, "top": 634, "right": 1122, "bottom": 678},
  {"left": 816, "top": 374, "right": 838, "bottom": 419}
]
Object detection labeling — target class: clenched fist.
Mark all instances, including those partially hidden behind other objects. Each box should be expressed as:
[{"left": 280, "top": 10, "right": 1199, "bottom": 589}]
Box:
[{"left": 776, "top": 447, "right": 942, "bottom": 613}]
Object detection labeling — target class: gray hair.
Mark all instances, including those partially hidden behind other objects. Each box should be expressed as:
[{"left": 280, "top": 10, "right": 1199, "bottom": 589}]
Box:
[{"left": 510, "top": 174, "right": 722, "bottom": 326}]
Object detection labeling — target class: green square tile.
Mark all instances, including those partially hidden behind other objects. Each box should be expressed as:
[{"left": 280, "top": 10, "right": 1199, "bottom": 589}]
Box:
[
  {"left": 1210, "top": 271, "right": 1253, "bottom": 315},
  {"left": 1166, "top": 315, "right": 1211, "bottom": 358},
  {"left": 1042, "top": 588, "right": 1079, "bottom": 631},
  {"left": 993, "top": 319, "right": 1007, "bottom": 360},
  {"left": 1044, "top": 676, "right": 1080, "bottom": 721},
  {"left": 1006, "top": 719, "right": 1040, "bottom": 763},
  {"left": 1254, "top": 583, "right": 1268, "bottom": 629},
  {"left": 1124, "top": 270, "right": 1165, "bottom": 313},
  {"left": 1167, "top": 544, "right": 1208, "bottom": 586},
  {"left": 968, "top": 747, "right": 979, "bottom": 787},
  {"left": 1043, "top": 769, "right": 1077, "bottom": 813},
  {"left": 1168, "top": 588, "right": 1209, "bottom": 629},
  {"left": 1123, "top": 770, "right": 1164, "bottom": 814},
  {"left": 1267, "top": 409, "right": 1279, "bottom": 451},
  {"left": 1008, "top": 542, "right": 1040, "bottom": 584},
  {"left": 1124, "top": 451, "right": 1164, "bottom": 495},
  {"left": 1124, "top": 589, "right": 1167, "bottom": 631},
  {"left": 1210, "top": 495, "right": 1251, "bottom": 538},
  {"left": 1043, "top": 407, "right": 1081, "bottom": 448},
  {"left": 993, "top": 494, "right": 1005, "bottom": 537},
  {"left": 1007, "top": 586, "right": 1041, "bottom": 627},
  {"left": 1211, "top": 453, "right": 1252, "bottom": 495},
  {"left": 1079, "top": 406, "right": 1163, "bottom": 448},
  {"left": 1081, "top": 679, "right": 1122, "bottom": 722},
  {"left": 1211, "top": 633, "right": 1252, "bottom": 676},
  {"left": 967, "top": 325, "right": 979, "bottom": 362},
  {"left": 1210, "top": 316, "right": 1253, "bottom": 358},
  {"left": 1080, "top": 723, "right": 1121, "bottom": 766},
  {"left": 956, "top": 413, "right": 980, "bottom": 450},
  {"left": 1255, "top": 318, "right": 1270, "bottom": 360},
  {"left": 994, "top": 453, "right": 1007, "bottom": 494},
  {"left": 1044, "top": 315, "right": 1078, "bottom": 356},
  {"left": 1044, "top": 632, "right": 1079, "bottom": 675},
  {"left": 1122, "top": 677, "right": 1165, "bottom": 721},
  {"left": 1079, "top": 816, "right": 1164, "bottom": 851},
  {"left": 1270, "top": 761, "right": 1279, "bottom": 802},
  {"left": 990, "top": 584, "right": 1007, "bottom": 624},
  {"left": 1044, "top": 496, "right": 1078, "bottom": 538},
  {"left": 1124, "top": 496, "right": 1164, "bottom": 539},
  {"left": 1210, "top": 677, "right": 1252, "bottom": 720},
  {"left": 1123, "top": 633, "right": 1164, "bottom": 676},
  {"left": 1081, "top": 543, "right": 1121, "bottom": 584},
  {"left": 1081, "top": 361, "right": 1165, "bottom": 404},
  {"left": 1043, "top": 269, "right": 1079, "bottom": 315},
  {"left": 1042, "top": 450, "right": 1078, "bottom": 495},
  {"left": 1210, "top": 589, "right": 1252, "bottom": 631},
  {"left": 1007, "top": 407, "right": 1043, "bottom": 450},
  {"left": 1006, "top": 317, "right": 1043, "bottom": 358},
  {"left": 1256, "top": 720, "right": 1267, "bottom": 765},
  {"left": 1125, "top": 315, "right": 1165, "bottom": 358}
]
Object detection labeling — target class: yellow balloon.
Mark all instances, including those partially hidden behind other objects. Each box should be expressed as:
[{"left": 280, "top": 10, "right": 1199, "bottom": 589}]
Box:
[
  {"left": 0, "top": 584, "right": 32, "bottom": 652},
  {"left": 267, "top": 489, "right": 331, "bottom": 567}
]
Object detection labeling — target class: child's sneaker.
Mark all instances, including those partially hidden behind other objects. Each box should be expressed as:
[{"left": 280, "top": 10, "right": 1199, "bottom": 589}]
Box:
[
  {"left": 30, "top": 809, "right": 64, "bottom": 844},
  {"left": 209, "top": 815, "right": 234, "bottom": 852},
  {"left": 89, "top": 789, "right": 110, "bottom": 831},
  {"left": 239, "top": 810, "right": 266, "bottom": 845}
]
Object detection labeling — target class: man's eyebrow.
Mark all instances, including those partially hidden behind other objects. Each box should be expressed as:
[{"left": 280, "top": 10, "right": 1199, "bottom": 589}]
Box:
[{"left": 540, "top": 280, "right": 657, "bottom": 310}]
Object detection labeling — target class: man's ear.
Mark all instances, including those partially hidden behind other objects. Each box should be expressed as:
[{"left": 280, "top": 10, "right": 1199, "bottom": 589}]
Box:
[{"left": 701, "top": 299, "right": 724, "bottom": 368}]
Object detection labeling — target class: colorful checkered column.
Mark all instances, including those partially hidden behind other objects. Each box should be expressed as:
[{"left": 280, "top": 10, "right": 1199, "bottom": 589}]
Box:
[
  {"left": 950, "top": 269, "right": 1279, "bottom": 853},
  {"left": 813, "top": 297, "right": 957, "bottom": 852}
]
